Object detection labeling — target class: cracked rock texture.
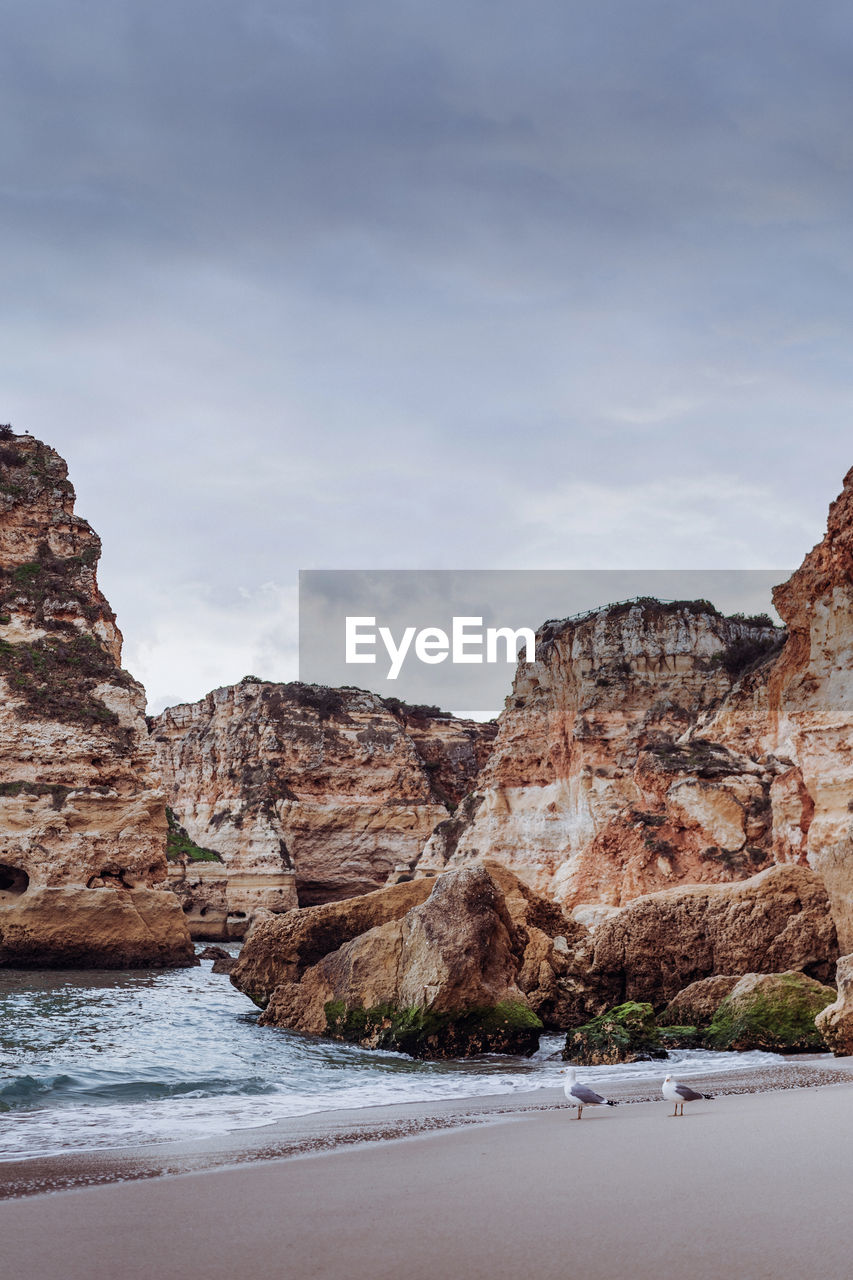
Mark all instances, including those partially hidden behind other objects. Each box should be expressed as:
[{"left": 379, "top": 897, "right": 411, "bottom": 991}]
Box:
[
  {"left": 413, "top": 466, "right": 853, "bottom": 957},
  {"left": 588, "top": 864, "right": 837, "bottom": 1005},
  {"left": 816, "top": 953, "right": 853, "bottom": 1054}
]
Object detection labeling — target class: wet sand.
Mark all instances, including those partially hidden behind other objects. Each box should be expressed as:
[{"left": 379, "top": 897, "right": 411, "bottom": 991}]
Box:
[
  {"left": 2, "top": 1059, "right": 853, "bottom": 1279},
  {"left": 1, "top": 1056, "right": 852, "bottom": 1199}
]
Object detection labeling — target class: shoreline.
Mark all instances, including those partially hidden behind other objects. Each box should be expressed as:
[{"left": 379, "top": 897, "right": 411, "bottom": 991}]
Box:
[
  {"left": 3, "top": 1075, "right": 853, "bottom": 1280},
  {"left": 3, "top": 1055, "right": 852, "bottom": 1201}
]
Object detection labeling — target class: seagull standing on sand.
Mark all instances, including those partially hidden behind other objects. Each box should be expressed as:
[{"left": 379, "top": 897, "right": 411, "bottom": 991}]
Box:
[
  {"left": 662, "top": 1074, "right": 713, "bottom": 1116},
  {"left": 563, "top": 1068, "right": 618, "bottom": 1120}
]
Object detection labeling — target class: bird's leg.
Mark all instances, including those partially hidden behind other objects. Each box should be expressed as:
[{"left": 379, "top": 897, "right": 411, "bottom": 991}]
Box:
[
  {"left": 679, "top": 1103, "right": 684, "bottom": 1117},
  {"left": 671, "top": 1104, "right": 677, "bottom": 1116},
  {"left": 576, "top": 1105, "right": 583, "bottom": 1120}
]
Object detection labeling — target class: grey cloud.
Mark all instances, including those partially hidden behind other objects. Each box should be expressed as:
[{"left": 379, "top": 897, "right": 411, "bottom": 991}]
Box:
[{"left": 0, "top": 0, "right": 851, "bottom": 707}]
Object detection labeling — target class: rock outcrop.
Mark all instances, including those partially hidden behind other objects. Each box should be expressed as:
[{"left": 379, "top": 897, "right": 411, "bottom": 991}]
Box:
[
  {"left": 0, "top": 431, "right": 193, "bottom": 967},
  {"left": 230, "top": 876, "right": 434, "bottom": 1008},
  {"left": 152, "top": 682, "right": 495, "bottom": 935},
  {"left": 406, "top": 465, "right": 853, "bottom": 961},
  {"left": 563, "top": 1001, "right": 666, "bottom": 1065},
  {"left": 416, "top": 601, "right": 783, "bottom": 907},
  {"left": 0, "top": 887, "right": 192, "bottom": 967},
  {"left": 658, "top": 976, "right": 742, "bottom": 1027},
  {"left": 231, "top": 865, "right": 596, "bottom": 1056},
  {"left": 588, "top": 864, "right": 837, "bottom": 1006},
  {"left": 256, "top": 867, "right": 544, "bottom": 1058},
  {"left": 703, "top": 970, "right": 835, "bottom": 1052},
  {"left": 230, "top": 859, "right": 838, "bottom": 1055},
  {"left": 764, "top": 467, "right": 853, "bottom": 948},
  {"left": 815, "top": 954, "right": 853, "bottom": 1055}
]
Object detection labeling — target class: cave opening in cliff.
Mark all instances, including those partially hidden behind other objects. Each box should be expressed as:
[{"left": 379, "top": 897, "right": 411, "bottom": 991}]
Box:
[{"left": 0, "top": 864, "right": 29, "bottom": 895}]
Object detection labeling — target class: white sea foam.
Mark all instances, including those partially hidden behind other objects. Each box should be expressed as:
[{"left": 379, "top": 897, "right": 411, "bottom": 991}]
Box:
[{"left": 0, "top": 956, "right": 788, "bottom": 1161}]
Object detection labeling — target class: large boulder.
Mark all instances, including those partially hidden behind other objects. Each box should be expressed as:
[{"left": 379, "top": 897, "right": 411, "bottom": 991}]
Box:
[
  {"left": 563, "top": 1001, "right": 667, "bottom": 1065},
  {"left": 232, "top": 863, "right": 605, "bottom": 1039},
  {"left": 484, "top": 862, "right": 606, "bottom": 1027},
  {"left": 230, "top": 877, "right": 432, "bottom": 1008},
  {"left": 815, "top": 954, "right": 853, "bottom": 1055},
  {"left": 589, "top": 864, "right": 837, "bottom": 1006},
  {"left": 704, "top": 971, "right": 836, "bottom": 1052},
  {"left": 256, "top": 867, "right": 544, "bottom": 1058}
]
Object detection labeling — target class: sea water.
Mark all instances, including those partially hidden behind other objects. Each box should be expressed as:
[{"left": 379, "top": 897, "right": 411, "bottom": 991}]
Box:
[{"left": 0, "top": 949, "right": 785, "bottom": 1161}]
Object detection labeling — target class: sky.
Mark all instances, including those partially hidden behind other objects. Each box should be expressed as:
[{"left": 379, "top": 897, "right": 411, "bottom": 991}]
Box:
[{"left": 2, "top": 1, "right": 852, "bottom": 712}]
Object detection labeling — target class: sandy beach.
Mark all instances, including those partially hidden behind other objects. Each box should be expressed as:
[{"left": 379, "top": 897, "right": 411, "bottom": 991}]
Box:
[{"left": 3, "top": 1060, "right": 853, "bottom": 1280}]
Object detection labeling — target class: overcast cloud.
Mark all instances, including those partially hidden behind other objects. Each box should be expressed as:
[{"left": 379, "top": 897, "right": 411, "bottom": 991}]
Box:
[{"left": 1, "top": 1, "right": 851, "bottom": 711}]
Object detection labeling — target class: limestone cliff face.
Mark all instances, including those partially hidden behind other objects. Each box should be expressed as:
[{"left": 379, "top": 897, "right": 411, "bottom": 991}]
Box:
[
  {"left": 0, "top": 432, "right": 193, "bottom": 967},
  {"left": 765, "top": 468, "right": 853, "bottom": 949},
  {"left": 151, "top": 682, "right": 495, "bottom": 933},
  {"left": 416, "top": 602, "right": 782, "bottom": 908},
  {"left": 382, "top": 703, "right": 497, "bottom": 809}
]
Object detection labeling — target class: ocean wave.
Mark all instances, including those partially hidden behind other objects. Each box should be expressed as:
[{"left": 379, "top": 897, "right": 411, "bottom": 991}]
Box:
[{"left": 0, "top": 958, "right": 790, "bottom": 1160}]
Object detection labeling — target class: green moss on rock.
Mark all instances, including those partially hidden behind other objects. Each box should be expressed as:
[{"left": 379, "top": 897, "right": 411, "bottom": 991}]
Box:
[
  {"left": 563, "top": 1001, "right": 668, "bottom": 1065},
  {"left": 323, "top": 998, "right": 543, "bottom": 1059},
  {"left": 657, "top": 1025, "right": 702, "bottom": 1050},
  {"left": 705, "top": 971, "right": 836, "bottom": 1052},
  {"left": 166, "top": 807, "right": 222, "bottom": 863}
]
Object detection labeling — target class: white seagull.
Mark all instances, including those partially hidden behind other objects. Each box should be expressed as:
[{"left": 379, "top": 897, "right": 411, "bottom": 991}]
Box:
[
  {"left": 563, "top": 1068, "right": 618, "bottom": 1120},
  {"left": 662, "top": 1073, "right": 713, "bottom": 1117}
]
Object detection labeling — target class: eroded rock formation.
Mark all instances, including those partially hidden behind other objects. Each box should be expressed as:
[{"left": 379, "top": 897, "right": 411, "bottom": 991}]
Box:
[
  {"left": 0, "top": 431, "right": 193, "bottom": 967},
  {"left": 408, "top": 466, "right": 853, "bottom": 962},
  {"left": 230, "top": 876, "right": 434, "bottom": 1008},
  {"left": 701, "top": 970, "right": 835, "bottom": 1052},
  {"left": 231, "top": 859, "right": 838, "bottom": 1057},
  {"left": 152, "top": 682, "right": 495, "bottom": 934},
  {"left": 415, "top": 602, "right": 783, "bottom": 906},
  {"left": 764, "top": 467, "right": 853, "bottom": 948},
  {"left": 658, "top": 976, "right": 742, "bottom": 1027},
  {"left": 231, "top": 864, "right": 595, "bottom": 1056},
  {"left": 588, "top": 864, "right": 837, "bottom": 1006}
]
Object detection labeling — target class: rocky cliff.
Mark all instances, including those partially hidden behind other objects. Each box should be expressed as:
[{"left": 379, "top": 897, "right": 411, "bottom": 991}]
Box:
[
  {"left": 415, "top": 601, "right": 783, "bottom": 908},
  {"left": 0, "top": 430, "right": 193, "bottom": 966},
  {"left": 765, "top": 467, "right": 853, "bottom": 949},
  {"left": 151, "top": 682, "right": 495, "bottom": 935}
]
